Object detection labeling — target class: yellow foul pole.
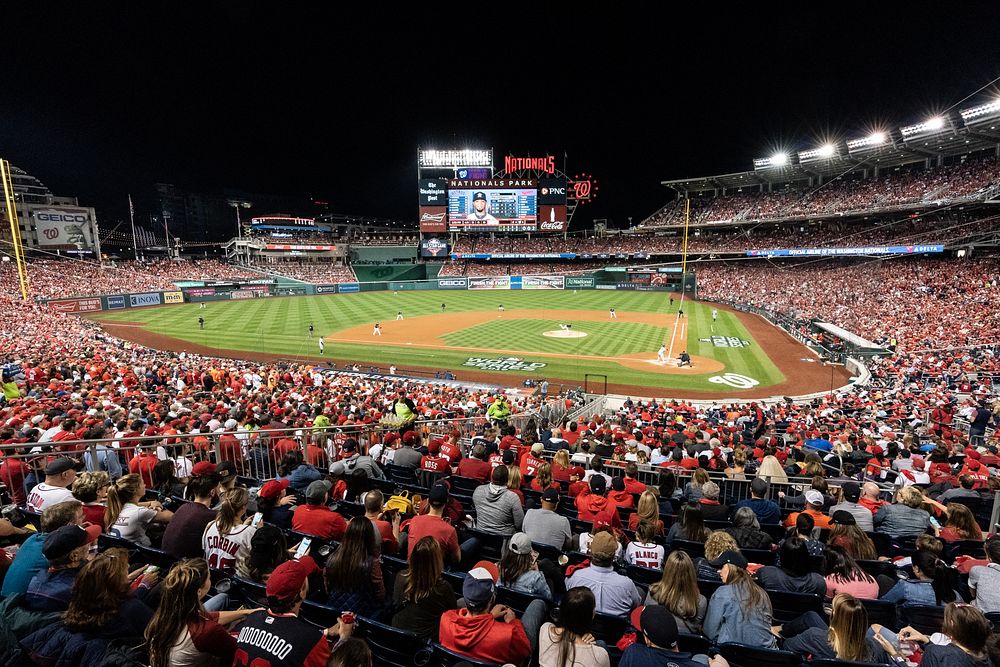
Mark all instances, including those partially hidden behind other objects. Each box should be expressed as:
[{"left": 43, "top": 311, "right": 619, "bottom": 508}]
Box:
[{"left": 0, "top": 159, "right": 29, "bottom": 301}]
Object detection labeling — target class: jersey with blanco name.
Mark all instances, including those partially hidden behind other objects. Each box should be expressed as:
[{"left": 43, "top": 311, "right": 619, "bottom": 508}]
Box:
[{"left": 202, "top": 521, "right": 256, "bottom": 574}]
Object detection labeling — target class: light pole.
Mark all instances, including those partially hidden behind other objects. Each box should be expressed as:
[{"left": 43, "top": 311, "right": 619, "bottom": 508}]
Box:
[{"left": 227, "top": 200, "right": 252, "bottom": 264}]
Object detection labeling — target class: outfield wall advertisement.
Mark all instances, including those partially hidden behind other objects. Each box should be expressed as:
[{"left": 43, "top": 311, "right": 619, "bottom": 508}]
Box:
[
  {"left": 468, "top": 276, "right": 510, "bottom": 290},
  {"left": 747, "top": 244, "right": 944, "bottom": 257},
  {"left": 520, "top": 275, "right": 565, "bottom": 290}
]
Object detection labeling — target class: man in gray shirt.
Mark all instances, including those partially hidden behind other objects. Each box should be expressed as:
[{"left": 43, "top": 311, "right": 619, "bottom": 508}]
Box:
[
  {"left": 522, "top": 487, "right": 571, "bottom": 549},
  {"left": 937, "top": 475, "right": 982, "bottom": 503},
  {"left": 472, "top": 465, "right": 523, "bottom": 536},
  {"left": 392, "top": 431, "right": 423, "bottom": 468},
  {"left": 970, "top": 538, "right": 1000, "bottom": 613},
  {"left": 828, "top": 481, "right": 874, "bottom": 532}
]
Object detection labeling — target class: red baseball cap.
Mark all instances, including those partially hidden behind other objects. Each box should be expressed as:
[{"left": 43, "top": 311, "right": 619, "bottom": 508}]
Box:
[
  {"left": 427, "top": 439, "right": 441, "bottom": 454},
  {"left": 266, "top": 555, "right": 319, "bottom": 601},
  {"left": 258, "top": 478, "right": 289, "bottom": 500},
  {"left": 570, "top": 466, "right": 585, "bottom": 478},
  {"left": 191, "top": 461, "right": 217, "bottom": 477}
]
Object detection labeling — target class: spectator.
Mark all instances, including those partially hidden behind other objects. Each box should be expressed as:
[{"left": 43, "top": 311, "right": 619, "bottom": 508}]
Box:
[
  {"left": 238, "top": 523, "right": 288, "bottom": 583},
  {"left": 457, "top": 444, "right": 492, "bottom": 482},
  {"left": 644, "top": 550, "right": 708, "bottom": 634},
  {"left": 566, "top": 531, "right": 642, "bottom": 617},
  {"left": 202, "top": 487, "right": 258, "bottom": 575},
  {"left": 628, "top": 490, "right": 665, "bottom": 535},
  {"left": 784, "top": 489, "right": 831, "bottom": 529},
  {"left": 880, "top": 549, "right": 959, "bottom": 606},
  {"left": 24, "top": 523, "right": 101, "bottom": 612},
  {"left": 500, "top": 532, "right": 553, "bottom": 602},
  {"left": 625, "top": 521, "right": 665, "bottom": 570},
  {"left": 697, "top": 481, "right": 729, "bottom": 522},
  {"left": 522, "top": 487, "right": 572, "bottom": 549},
  {"left": 778, "top": 592, "right": 893, "bottom": 663},
  {"left": 329, "top": 438, "right": 383, "bottom": 479},
  {"left": 733, "top": 478, "right": 781, "bottom": 525},
  {"left": 937, "top": 502, "right": 984, "bottom": 542},
  {"left": 1, "top": 500, "right": 83, "bottom": 596},
  {"left": 874, "top": 486, "right": 931, "bottom": 539},
  {"left": 25, "top": 457, "right": 76, "bottom": 513},
  {"left": 292, "top": 480, "right": 347, "bottom": 541},
  {"left": 231, "top": 555, "right": 348, "bottom": 667},
  {"left": 438, "top": 561, "right": 543, "bottom": 666},
  {"left": 105, "top": 473, "right": 173, "bottom": 546},
  {"left": 723, "top": 506, "right": 774, "bottom": 550},
  {"left": 665, "top": 504, "right": 711, "bottom": 548},
  {"left": 391, "top": 536, "right": 457, "bottom": 641},
  {"left": 826, "top": 511, "right": 878, "bottom": 560},
  {"left": 71, "top": 471, "right": 111, "bottom": 530},
  {"left": 756, "top": 535, "right": 827, "bottom": 595},
  {"left": 473, "top": 465, "right": 524, "bottom": 536},
  {"left": 538, "top": 587, "right": 610, "bottom": 667},
  {"left": 897, "top": 602, "right": 992, "bottom": 667},
  {"left": 695, "top": 531, "right": 741, "bottom": 581},
  {"left": 823, "top": 545, "right": 878, "bottom": 600},
  {"left": 828, "top": 481, "right": 874, "bottom": 532},
  {"left": 322, "top": 517, "right": 385, "bottom": 617},
  {"left": 161, "top": 473, "right": 220, "bottom": 559},
  {"left": 970, "top": 537, "right": 1000, "bottom": 613},
  {"left": 363, "top": 489, "right": 400, "bottom": 555},
  {"left": 575, "top": 475, "right": 622, "bottom": 529},
  {"left": 623, "top": 605, "right": 726, "bottom": 667},
  {"left": 144, "top": 558, "right": 260, "bottom": 667},
  {"left": 256, "top": 478, "right": 297, "bottom": 531},
  {"left": 702, "top": 551, "right": 777, "bottom": 648}
]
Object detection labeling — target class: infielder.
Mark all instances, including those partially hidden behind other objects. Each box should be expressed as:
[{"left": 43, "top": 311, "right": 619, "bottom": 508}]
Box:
[
  {"left": 498, "top": 304, "right": 504, "bottom": 312},
  {"left": 657, "top": 344, "right": 666, "bottom": 362},
  {"left": 318, "top": 336, "right": 325, "bottom": 355},
  {"left": 609, "top": 307, "right": 617, "bottom": 319},
  {"left": 396, "top": 311, "right": 403, "bottom": 320},
  {"left": 372, "top": 321, "right": 382, "bottom": 336}
]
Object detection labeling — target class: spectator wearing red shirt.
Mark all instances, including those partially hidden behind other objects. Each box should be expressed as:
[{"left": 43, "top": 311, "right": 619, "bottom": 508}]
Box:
[
  {"left": 420, "top": 440, "right": 451, "bottom": 476},
  {"left": 859, "top": 482, "right": 888, "bottom": 514},
  {"left": 519, "top": 443, "right": 545, "bottom": 479},
  {"left": 575, "top": 476, "right": 623, "bottom": 529},
  {"left": 292, "top": 480, "right": 347, "bottom": 541},
  {"left": 0, "top": 451, "right": 30, "bottom": 505},
  {"left": 50, "top": 419, "right": 82, "bottom": 453},
  {"left": 607, "top": 476, "right": 635, "bottom": 509},
  {"left": 363, "top": 490, "right": 400, "bottom": 555},
  {"left": 438, "top": 562, "right": 540, "bottom": 666},
  {"left": 567, "top": 467, "right": 589, "bottom": 497},
  {"left": 218, "top": 432, "right": 244, "bottom": 475},
  {"left": 439, "top": 433, "right": 463, "bottom": 464},
  {"left": 622, "top": 463, "right": 647, "bottom": 495},
  {"left": 457, "top": 444, "right": 491, "bottom": 483},
  {"left": 404, "top": 483, "right": 461, "bottom": 564},
  {"left": 129, "top": 445, "right": 160, "bottom": 488}
]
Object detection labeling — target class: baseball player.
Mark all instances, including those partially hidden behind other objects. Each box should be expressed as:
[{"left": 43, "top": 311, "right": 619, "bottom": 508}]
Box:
[
  {"left": 669, "top": 296, "right": 674, "bottom": 308},
  {"left": 712, "top": 308, "right": 718, "bottom": 322},
  {"left": 657, "top": 344, "right": 667, "bottom": 362},
  {"left": 198, "top": 316, "right": 205, "bottom": 330},
  {"left": 318, "top": 336, "right": 325, "bottom": 355},
  {"left": 372, "top": 321, "right": 382, "bottom": 336},
  {"left": 199, "top": 302, "right": 206, "bottom": 309},
  {"left": 396, "top": 311, "right": 403, "bottom": 321},
  {"left": 466, "top": 191, "right": 498, "bottom": 224},
  {"left": 441, "top": 302, "right": 446, "bottom": 312},
  {"left": 678, "top": 350, "right": 692, "bottom": 367},
  {"left": 309, "top": 323, "right": 314, "bottom": 337},
  {"left": 609, "top": 307, "right": 617, "bottom": 319},
  {"left": 498, "top": 304, "right": 504, "bottom": 312}
]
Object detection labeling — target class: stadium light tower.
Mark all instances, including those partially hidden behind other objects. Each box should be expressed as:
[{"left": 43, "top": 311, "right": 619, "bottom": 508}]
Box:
[
  {"left": 868, "top": 132, "right": 886, "bottom": 145},
  {"left": 227, "top": 200, "right": 252, "bottom": 241},
  {"left": 925, "top": 116, "right": 945, "bottom": 130},
  {"left": 770, "top": 152, "right": 788, "bottom": 166},
  {"left": 817, "top": 144, "right": 836, "bottom": 158}
]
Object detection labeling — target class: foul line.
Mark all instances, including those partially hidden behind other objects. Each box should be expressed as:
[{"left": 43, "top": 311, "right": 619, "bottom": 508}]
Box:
[{"left": 665, "top": 291, "right": 687, "bottom": 361}]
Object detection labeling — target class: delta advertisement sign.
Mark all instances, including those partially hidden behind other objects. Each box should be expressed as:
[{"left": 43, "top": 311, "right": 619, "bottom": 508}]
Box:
[
  {"left": 747, "top": 244, "right": 945, "bottom": 257},
  {"left": 47, "top": 298, "right": 102, "bottom": 313}
]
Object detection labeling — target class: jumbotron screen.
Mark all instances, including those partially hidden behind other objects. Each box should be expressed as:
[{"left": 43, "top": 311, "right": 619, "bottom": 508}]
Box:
[{"left": 447, "top": 179, "right": 537, "bottom": 232}]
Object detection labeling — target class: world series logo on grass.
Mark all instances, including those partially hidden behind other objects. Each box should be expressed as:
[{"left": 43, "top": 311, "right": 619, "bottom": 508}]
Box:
[{"left": 463, "top": 357, "right": 547, "bottom": 372}]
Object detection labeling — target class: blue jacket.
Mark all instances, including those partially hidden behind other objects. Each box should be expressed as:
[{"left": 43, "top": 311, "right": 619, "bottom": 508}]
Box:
[
  {"left": 703, "top": 583, "right": 777, "bottom": 648},
  {"left": 1, "top": 532, "right": 47, "bottom": 597},
  {"left": 286, "top": 463, "right": 322, "bottom": 491},
  {"left": 25, "top": 566, "right": 81, "bottom": 612},
  {"left": 734, "top": 497, "right": 781, "bottom": 525}
]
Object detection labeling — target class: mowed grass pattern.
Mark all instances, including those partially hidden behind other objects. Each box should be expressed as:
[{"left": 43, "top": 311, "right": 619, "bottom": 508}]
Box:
[{"left": 90, "top": 290, "right": 785, "bottom": 392}]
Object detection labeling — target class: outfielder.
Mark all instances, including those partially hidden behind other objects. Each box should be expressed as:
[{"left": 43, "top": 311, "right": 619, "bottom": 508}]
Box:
[
  {"left": 309, "top": 323, "right": 314, "bottom": 337},
  {"left": 498, "top": 304, "right": 504, "bottom": 312},
  {"left": 318, "top": 336, "right": 325, "bottom": 355},
  {"left": 198, "top": 316, "right": 205, "bottom": 330}
]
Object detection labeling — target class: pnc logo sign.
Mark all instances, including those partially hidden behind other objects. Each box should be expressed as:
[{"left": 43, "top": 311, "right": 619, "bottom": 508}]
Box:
[{"left": 540, "top": 187, "right": 566, "bottom": 196}]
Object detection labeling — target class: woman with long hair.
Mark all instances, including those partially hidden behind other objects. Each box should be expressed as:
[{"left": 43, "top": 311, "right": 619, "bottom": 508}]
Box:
[
  {"left": 323, "top": 517, "right": 385, "bottom": 617},
  {"left": 391, "top": 536, "right": 457, "bottom": 640},
  {"left": 724, "top": 506, "right": 774, "bottom": 550},
  {"left": 756, "top": 535, "right": 827, "bottom": 596},
  {"left": 757, "top": 455, "right": 788, "bottom": 484},
  {"left": 627, "top": 490, "right": 665, "bottom": 535},
  {"left": 531, "top": 463, "right": 560, "bottom": 492},
  {"left": 896, "top": 602, "right": 993, "bottom": 666},
  {"left": 938, "top": 503, "right": 984, "bottom": 542},
  {"left": 551, "top": 449, "right": 573, "bottom": 482},
  {"left": 880, "top": 549, "right": 961, "bottom": 606},
  {"left": 645, "top": 550, "right": 707, "bottom": 633},
  {"left": 823, "top": 546, "right": 878, "bottom": 599},
  {"left": 682, "top": 468, "right": 710, "bottom": 502},
  {"left": 778, "top": 593, "right": 894, "bottom": 663},
  {"left": 506, "top": 465, "right": 526, "bottom": 507},
  {"left": 105, "top": 473, "right": 173, "bottom": 546},
  {"left": 538, "top": 587, "right": 610, "bottom": 667},
  {"left": 237, "top": 523, "right": 288, "bottom": 583},
  {"left": 202, "top": 487, "right": 257, "bottom": 574},
  {"left": 21, "top": 548, "right": 156, "bottom": 663},
  {"left": 152, "top": 460, "right": 185, "bottom": 498},
  {"left": 703, "top": 552, "right": 776, "bottom": 648},
  {"left": 725, "top": 449, "right": 747, "bottom": 480},
  {"left": 657, "top": 469, "right": 678, "bottom": 514},
  {"left": 665, "top": 503, "right": 710, "bottom": 548},
  {"left": 72, "top": 470, "right": 111, "bottom": 530},
  {"left": 499, "top": 532, "right": 552, "bottom": 601},
  {"left": 827, "top": 520, "right": 878, "bottom": 560},
  {"left": 145, "top": 558, "right": 261, "bottom": 667}
]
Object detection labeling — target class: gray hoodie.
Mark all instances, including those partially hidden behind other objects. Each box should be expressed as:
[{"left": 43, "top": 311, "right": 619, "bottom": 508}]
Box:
[{"left": 472, "top": 483, "right": 524, "bottom": 535}]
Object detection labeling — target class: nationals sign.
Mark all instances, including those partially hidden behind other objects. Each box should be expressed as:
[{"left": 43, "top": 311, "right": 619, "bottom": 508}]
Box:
[{"left": 504, "top": 155, "right": 556, "bottom": 174}]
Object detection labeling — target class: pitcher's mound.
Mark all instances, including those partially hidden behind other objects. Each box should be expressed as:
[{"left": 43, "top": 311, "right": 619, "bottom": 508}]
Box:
[{"left": 543, "top": 330, "right": 588, "bottom": 339}]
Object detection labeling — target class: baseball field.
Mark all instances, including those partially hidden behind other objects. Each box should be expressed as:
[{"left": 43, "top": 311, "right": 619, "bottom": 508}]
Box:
[{"left": 88, "top": 290, "right": 847, "bottom": 398}]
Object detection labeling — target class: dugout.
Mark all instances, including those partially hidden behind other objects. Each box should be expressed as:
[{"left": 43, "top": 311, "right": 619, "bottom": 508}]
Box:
[{"left": 810, "top": 321, "right": 891, "bottom": 361}]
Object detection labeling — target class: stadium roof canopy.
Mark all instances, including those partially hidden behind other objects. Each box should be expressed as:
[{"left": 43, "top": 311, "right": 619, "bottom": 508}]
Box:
[{"left": 663, "top": 101, "right": 1000, "bottom": 193}]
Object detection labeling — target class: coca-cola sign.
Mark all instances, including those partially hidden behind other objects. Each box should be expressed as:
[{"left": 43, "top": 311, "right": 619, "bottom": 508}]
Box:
[{"left": 536, "top": 205, "right": 568, "bottom": 232}]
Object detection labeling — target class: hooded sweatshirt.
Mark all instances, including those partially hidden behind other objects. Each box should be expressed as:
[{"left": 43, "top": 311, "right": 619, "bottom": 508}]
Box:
[
  {"left": 575, "top": 490, "right": 623, "bottom": 529},
  {"left": 472, "top": 483, "right": 524, "bottom": 535},
  {"left": 438, "top": 608, "right": 531, "bottom": 666}
]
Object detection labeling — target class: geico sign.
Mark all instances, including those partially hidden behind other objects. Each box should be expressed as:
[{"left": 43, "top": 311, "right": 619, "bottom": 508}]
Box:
[{"left": 36, "top": 213, "right": 88, "bottom": 223}]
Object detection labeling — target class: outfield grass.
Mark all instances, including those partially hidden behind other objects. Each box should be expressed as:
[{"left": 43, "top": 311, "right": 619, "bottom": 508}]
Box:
[{"left": 89, "top": 291, "right": 784, "bottom": 392}]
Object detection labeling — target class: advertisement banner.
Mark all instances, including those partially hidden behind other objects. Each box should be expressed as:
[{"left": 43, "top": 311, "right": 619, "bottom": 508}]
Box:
[
  {"left": 48, "top": 298, "right": 102, "bottom": 313},
  {"left": 418, "top": 179, "right": 448, "bottom": 206},
  {"left": 32, "top": 207, "right": 96, "bottom": 249},
  {"left": 264, "top": 244, "right": 336, "bottom": 251},
  {"left": 437, "top": 278, "right": 468, "bottom": 290},
  {"left": 451, "top": 253, "right": 575, "bottom": 260},
  {"left": 230, "top": 290, "right": 255, "bottom": 300},
  {"left": 184, "top": 288, "right": 217, "bottom": 297},
  {"left": 565, "top": 276, "right": 596, "bottom": 289},
  {"left": 746, "top": 244, "right": 945, "bottom": 257},
  {"left": 419, "top": 206, "right": 448, "bottom": 233},
  {"left": 129, "top": 293, "right": 162, "bottom": 307},
  {"left": 523, "top": 275, "right": 565, "bottom": 290},
  {"left": 162, "top": 291, "right": 184, "bottom": 304},
  {"left": 510, "top": 276, "right": 522, "bottom": 290},
  {"left": 315, "top": 285, "right": 339, "bottom": 294},
  {"left": 105, "top": 295, "right": 126, "bottom": 310},
  {"left": 455, "top": 168, "right": 492, "bottom": 180},
  {"left": 538, "top": 178, "right": 568, "bottom": 204},
  {"left": 420, "top": 238, "right": 450, "bottom": 258},
  {"left": 537, "top": 205, "right": 568, "bottom": 232},
  {"left": 338, "top": 283, "right": 361, "bottom": 293},
  {"left": 468, "top": 276, "right": 510, "bottom": 290}
]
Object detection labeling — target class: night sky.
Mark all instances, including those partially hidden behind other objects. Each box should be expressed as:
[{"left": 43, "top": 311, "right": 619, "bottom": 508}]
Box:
[{"left": 3, "top": 3, "right": 999, "bottom": 232}]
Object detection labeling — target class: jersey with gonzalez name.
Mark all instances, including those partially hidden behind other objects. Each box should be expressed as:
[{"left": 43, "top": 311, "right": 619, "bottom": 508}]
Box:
[
  {"left": 625, "top": 541, "right": 665, "bottom": 569},
  {"left": 202, "top": 521, "right": 257, "bottom": 573}
]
